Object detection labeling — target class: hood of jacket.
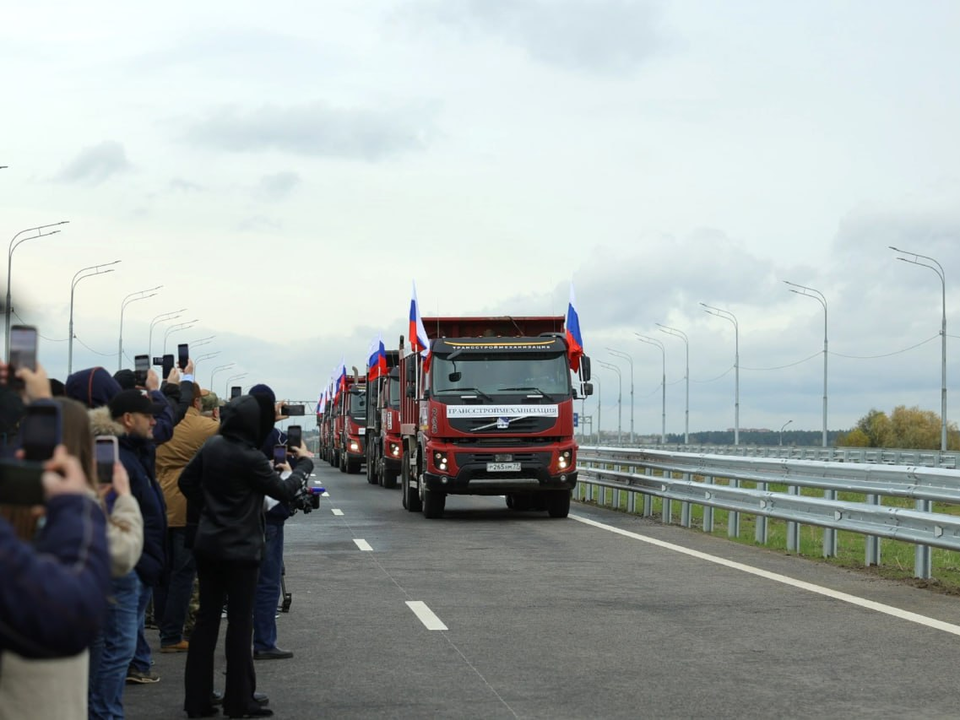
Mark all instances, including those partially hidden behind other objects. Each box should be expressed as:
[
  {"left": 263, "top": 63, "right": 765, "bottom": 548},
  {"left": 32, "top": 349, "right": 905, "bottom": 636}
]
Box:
[
  {"left": 89, "top": 406, "right": 125, "bottom": 438},
  {"left": 66, "top": 367, "right": 121, "bottom": 409},
  {"left": 219, "top": 394, "right": 274, "bottom": 448}
]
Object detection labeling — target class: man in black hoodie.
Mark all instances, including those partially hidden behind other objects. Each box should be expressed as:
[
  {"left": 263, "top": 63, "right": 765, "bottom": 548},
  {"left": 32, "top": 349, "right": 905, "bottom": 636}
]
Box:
[{"left": 179, "top": 393, "right": 313, "bottom": 719}]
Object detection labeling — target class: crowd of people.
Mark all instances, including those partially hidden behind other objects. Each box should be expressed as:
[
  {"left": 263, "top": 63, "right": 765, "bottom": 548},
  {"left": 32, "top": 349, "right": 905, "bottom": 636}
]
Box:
[{"left": 0, "top": 352, "right": 315, "bottom": 719}]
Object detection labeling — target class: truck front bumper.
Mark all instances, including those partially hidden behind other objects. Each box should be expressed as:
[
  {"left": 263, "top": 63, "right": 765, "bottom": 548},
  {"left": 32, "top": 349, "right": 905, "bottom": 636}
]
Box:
[{"left": 421, "top": 468, "right": 577, "bottom": 496}]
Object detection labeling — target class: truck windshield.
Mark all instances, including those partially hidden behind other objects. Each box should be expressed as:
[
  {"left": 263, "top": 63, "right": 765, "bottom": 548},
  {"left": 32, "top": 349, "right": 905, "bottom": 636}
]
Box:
[
  {"left": 348, "top": 391, "right": 366, "bottom": 420},
  {"left": 431, "top": 352, "right": 570, "bottom": 398}
]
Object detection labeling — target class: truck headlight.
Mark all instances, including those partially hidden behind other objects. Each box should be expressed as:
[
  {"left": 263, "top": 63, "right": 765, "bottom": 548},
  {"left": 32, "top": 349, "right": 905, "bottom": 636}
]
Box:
[
  {"left": 434, "top": 451, "right": 448, "bottom": 472},
  {"left": 558, "top": 450, "right": 572, "bottom": 470},
  {"left": 349, "top": 441, "right": 360, "bottom": 452},
  {"left": 389, "top": 442, "right": 400, "bottom": 457}
]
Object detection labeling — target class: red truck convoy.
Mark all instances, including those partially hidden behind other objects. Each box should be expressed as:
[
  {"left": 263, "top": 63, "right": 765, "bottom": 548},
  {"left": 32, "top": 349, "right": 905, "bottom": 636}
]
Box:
[{"left": 396, "top": 316, "right": 592, "bottom": 519}]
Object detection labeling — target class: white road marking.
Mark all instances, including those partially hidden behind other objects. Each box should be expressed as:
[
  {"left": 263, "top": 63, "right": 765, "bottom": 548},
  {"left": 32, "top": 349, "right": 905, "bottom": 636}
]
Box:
[
  {"left": 571, "top": 514, "right": 960, "bottom": 637},
  {"left": 354, "top": 539, "right": 373, "bottom": 552},
  {"left": 406, "top": 601, "right": 448, "bottom": 630},
  {"left": 331, "top": 509, "right": 344, "bottom": 516},
  {"left": 322, "top": 492, "right": 330, "bottom": 497}
]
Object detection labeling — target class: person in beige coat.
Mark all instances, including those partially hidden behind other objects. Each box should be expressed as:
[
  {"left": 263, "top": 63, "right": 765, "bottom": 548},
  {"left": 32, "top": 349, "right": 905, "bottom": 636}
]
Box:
[{"left": 154, "top": 385, "right": 220, "bottom": 652}]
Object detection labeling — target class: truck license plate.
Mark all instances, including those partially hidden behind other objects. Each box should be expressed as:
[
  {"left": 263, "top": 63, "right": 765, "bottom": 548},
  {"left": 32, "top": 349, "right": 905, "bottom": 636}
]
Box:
[{"left": 486, "top": 462, "right": 520, "bottom": 472}]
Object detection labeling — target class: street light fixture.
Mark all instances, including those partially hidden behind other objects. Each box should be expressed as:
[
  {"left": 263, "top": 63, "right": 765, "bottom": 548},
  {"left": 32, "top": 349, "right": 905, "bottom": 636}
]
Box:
[
  {"left": 779, "top": 419, "right": 793, "bottom": 447},
  {"left": 194, "top": 351, "right": 221, "bottom": 373},
  {"left": 784, "top": 281, "right": 828, "bottom": 448},
  {"left": 210, "top": 363, "right": 235, "bottom": 390},
  {"left": 606, "top": 348, "right": 634, "bottom": 445},
  {"left": 6, "top": 221, "right": 69, "bottom": 356},
  {"left": 636, "top": 334, "right": 667, "bottom": 445},
  {"left": 890, "top": 246, "right": 947, "bottom": 453},
  {"left": 68, "top": 260, "right": 121, "bottom": 374},
  {"left": 225, "top": 373, "right": 248, "bottom": 398},
  {"left": 163, "top": 320, "right": 198, "bottom": 354},
  {"left": 597, "top": 360, "right": 622, "bottom": 446},
  {"left": 701, "top": 303, "right": 740, "bottom": 446},
  {"left": 190, "top": 335, "right": 216, "bottom": 350},
  {"left": 118, "top": 285, "right": 161, "bottom": 370},
  {"left": 148, "top": 309, "right": 186, "bottom": 359},
  {"left": 657, "top": 323, "right": 689, "bottom": 444}
]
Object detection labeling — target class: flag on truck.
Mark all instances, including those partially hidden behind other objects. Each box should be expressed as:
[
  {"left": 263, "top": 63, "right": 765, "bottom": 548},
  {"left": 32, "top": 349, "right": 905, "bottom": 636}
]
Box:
[
  {"left": 317, "top": 387, "right": 327, "bottom": 415},
  {"left": 409, "top": 281, "right": 430, "bottom": 358},
  {"left": 565, "top": 282, "right": 584, "bottom": 373},
  {"left": 332, "top": 359, "right": 347, "bottom": 405},
  {"left": 368, "top": 334, "right": 388, "bottom": 380}
]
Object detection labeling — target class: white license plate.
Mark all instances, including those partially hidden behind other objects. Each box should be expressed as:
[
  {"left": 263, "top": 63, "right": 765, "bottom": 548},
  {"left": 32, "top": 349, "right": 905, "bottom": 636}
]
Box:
[
  {"left": 358, "top": 428, "right": 366, "bottom": 435},
  {"left": 486, "top": 462, "right": 520, "bottom": 472}
]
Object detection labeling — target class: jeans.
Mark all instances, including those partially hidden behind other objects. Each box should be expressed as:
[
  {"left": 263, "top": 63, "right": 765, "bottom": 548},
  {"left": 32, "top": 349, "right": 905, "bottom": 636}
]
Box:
[
  {"left": 157, "top": 527, "right": 196, "bottom": 646},
  {"left": 253, "top": 520, "right": 284, "bottom": 652},
  {"left": 89, "top": 571, "right": 140, "bottom": 720},
  {"left": 130, "top": 582, "right": 153, "bottom": 674}
]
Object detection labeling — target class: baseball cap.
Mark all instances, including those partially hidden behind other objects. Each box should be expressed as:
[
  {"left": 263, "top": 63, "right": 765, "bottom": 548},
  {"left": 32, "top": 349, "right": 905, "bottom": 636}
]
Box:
[
  {"left": 200, "top": 389, "right": 221, "bottom": 412},
  {"left": 108, "top": 389, "right": 167, "bottom": 419}
]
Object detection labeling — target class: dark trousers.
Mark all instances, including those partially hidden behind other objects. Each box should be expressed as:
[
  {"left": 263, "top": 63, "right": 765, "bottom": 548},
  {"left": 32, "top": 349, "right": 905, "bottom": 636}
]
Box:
[
  {"left": 184, "top": 557, "right": 260, "bottom": 717},
  {"left": 155, "top": 527, "right": 197, "bottom": 646}
]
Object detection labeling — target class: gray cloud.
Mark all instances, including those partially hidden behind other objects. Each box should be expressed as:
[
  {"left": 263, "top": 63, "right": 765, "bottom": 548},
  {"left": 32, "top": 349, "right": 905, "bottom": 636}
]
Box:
[
  {"left": 184, "top": 102, "right": 435, "bottom": 160},
  {"left": 168, "top": 177, "right": 205, "bottom": 193},
  {"left": 412, "top": 0, "right": 662, "bottom": 74},
  {"left": 55, "top": 140, "right": 132, "bottom": 185},
  {"left": 257, "top": 171, "right": 301, "bottom": 201}
]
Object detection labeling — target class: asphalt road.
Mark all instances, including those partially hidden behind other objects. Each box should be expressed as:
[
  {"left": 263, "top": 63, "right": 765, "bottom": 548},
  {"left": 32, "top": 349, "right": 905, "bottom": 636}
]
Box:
[{"left": 125, "top": 460, "right": 960, "bottom": 719}]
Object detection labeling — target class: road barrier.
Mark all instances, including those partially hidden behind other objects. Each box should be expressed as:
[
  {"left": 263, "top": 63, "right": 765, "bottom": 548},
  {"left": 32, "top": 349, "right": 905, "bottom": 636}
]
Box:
[{"left": 576, "top": 446, "right": 960, "bottom": 580}]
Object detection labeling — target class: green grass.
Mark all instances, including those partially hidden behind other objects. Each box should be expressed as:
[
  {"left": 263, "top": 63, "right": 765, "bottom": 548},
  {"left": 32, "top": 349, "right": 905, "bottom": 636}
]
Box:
[{"left": 576, "top": 472, "right": 960, "bottom": 595}]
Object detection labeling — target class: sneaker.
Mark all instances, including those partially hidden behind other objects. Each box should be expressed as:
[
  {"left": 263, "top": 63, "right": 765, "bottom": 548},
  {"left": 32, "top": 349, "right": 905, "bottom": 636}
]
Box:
[
  {"left": 126, "top": 668, "right": 161, "bottom": 684},
  {"left": 161, "top": 640, "right": 189, "bottom": 653}
]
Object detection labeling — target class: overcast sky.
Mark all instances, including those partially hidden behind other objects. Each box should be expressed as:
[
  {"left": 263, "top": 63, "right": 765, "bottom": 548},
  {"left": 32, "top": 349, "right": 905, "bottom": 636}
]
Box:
[{"left": 4, "top": 1, "right": 960, "bottom": 438}]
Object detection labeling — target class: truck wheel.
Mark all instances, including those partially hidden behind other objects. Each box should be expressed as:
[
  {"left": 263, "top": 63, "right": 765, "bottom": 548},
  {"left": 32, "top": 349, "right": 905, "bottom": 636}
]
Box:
[
  {"left": 339, "top": 451, "right": 347, "bottom": 473},
  {"left": 421, "top": 483, "right": 445, "bottom": 519},
  {"left": 382, "top": 468, "right": 398, "bottom": 490},
  {"left": 402, "top": 459, "right": 421, "bottom": 512},
  {"left": 513, "top": 494, "right": 534, "bottom": 511},
  {"left": 347, "top": 457, "right": 361, "bottom": 474},
  {"left": 505, "top": 494, "right": 515, "bottom": 509},
  {"left": 546, "top": 490, "right": 571, "bottom": 518},
  {"left": 366, "top": 454, "right": 377, "bottom": 484},
  {"left": 329, "top": 449, "right": 337, "bottom": 468}
]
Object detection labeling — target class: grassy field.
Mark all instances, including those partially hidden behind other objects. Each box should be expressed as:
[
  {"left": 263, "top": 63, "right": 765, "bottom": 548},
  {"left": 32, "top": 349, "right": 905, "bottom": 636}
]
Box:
[{"left": 575, "top": 474, "right": 960, "bottom": 595}]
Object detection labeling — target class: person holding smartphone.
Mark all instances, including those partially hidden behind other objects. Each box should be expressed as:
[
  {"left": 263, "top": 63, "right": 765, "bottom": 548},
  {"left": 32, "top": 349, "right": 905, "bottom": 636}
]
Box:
[{"left": 178, "top": 389, "right": 313, "bottom": 719}]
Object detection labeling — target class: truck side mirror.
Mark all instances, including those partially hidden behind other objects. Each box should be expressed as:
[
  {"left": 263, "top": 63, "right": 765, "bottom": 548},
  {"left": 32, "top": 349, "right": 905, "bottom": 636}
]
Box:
[
  {"left": 580, "top": 356, "right": 592, "bottom": 382},
  {"left": 582, "top": 382, "right": 594, "bottom": 397}
]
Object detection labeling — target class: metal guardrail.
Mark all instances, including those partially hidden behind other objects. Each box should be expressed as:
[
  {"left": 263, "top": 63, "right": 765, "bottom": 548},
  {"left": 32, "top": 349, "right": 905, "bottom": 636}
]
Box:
[{"left": 576, "top": 446, "right": 960, "bottom": 579}]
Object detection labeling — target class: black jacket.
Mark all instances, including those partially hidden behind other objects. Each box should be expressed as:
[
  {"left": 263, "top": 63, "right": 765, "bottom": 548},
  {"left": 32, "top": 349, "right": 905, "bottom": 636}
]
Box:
[{"left": 178, "top": 395, "right": 313, "bottom": 565}]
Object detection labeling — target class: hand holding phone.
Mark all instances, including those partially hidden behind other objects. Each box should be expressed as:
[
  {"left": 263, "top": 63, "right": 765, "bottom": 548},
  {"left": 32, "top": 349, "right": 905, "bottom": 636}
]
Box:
[
  {"left": 20, "top": 401, "right": 62, "bottom": 462},
  {"left": 272, "top": 444, "right": 287, "bottom": 467},
  {"left": 286, "top": 425, "right": 302, "bottom": 452},
  {"left": 230, "top": 386, "right": 242, "bottom": 399},
  {"left": 161, "top": 354, "right": 175, "bottom": 381},
  {"left": 95, "top": 436, "right": 119, "bottom": 485},
  {"left": 134, "top": 355, "right": 150, "bottom": 387},
  {"left": 178, "top": 343, "right": 189, "bottom": 371}
]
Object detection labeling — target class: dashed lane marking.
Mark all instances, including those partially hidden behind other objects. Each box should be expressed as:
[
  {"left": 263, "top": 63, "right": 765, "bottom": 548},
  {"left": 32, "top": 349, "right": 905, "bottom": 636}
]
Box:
[
  {"left": 354, "top": 539, "right": 373, "bottom": 552},
  {"left": 331, "top": 509, "right": 344, "bottom": 516},
  {"left": 406, "top": 601, "right": 448, "bottom": 630}
]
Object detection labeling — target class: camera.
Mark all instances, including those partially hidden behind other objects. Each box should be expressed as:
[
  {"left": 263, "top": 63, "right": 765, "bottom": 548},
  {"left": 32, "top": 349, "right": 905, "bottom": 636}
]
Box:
[{"left": 281, "top": 404, "right": 305, "bottom": 416}]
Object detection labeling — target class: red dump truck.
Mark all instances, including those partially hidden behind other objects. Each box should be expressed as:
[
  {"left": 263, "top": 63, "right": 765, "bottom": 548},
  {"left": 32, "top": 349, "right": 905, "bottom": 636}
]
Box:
[
  {"left": 365, "top": 349, "right": 401, "bottom": 487},
  {"left": 398, "top": 316, "right": 592, "bottom": 519},
  {"left": 335, "top": 374, "right": 367, "bottom": 474}
]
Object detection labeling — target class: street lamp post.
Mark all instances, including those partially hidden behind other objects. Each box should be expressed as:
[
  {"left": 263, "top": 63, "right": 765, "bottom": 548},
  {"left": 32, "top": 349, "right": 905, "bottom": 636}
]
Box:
[
  {"left": 890, "top": 247, "right": 947, "bottom": 453},
  {"left": 118, "top": 286, "right": 161, "bottom": 370},
  {"left": 225, "top": 373, "right": 248, "bottom": 398},
  {"left": 606, "top": 348, "right": 634, "bottom": 445},
  {"left": 890, "top": 246, "right": 947, "bottom": 581},
  {"left": 68, "top": 261, "right": 121, "bottom": 375},
  {"left": 779, "top": 419, "right": 793, "bottom": 447},
  {"left": 701, "top": 303, "right": 739, "bottom": 446},
  {"left": 148, "top": 309, "right": 186, "bottom": 360},
  {"left": 163, "top": 320, "right": 199, "bottom": 354},
  {"left": 194, "top": 351, "right": 221, "bottom": 372},
  {"left": 636, "top": 334, "right": 667, "bottom": 445},
  {"left": 210, "top": 363, "right": 235, "bottom": 391},
  {"left": 657, "top": 323, "right": 689, "bottom": 444},
  {"left": 597, "top": 360, "right": 622, "bottom": 446},
  {"left": 190, "top": 335, "right": 216, "bottom": 352},
  {"left": 785, "top": 281, "right": 828, "bottom": 448},
  {"left": 6, "top": 221, "right": 69, "bottom": 357}
]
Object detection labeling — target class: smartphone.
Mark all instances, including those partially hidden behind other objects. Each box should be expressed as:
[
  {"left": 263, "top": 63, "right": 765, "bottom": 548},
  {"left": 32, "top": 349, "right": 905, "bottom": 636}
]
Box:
[
  {"left": 273, "top": 444, "right": 287, "bottom": 466},
  {"left": 94, "top": 436, "right": 118, "bottom": 485},
  {"left": 161, "top": 354, "right": 175, "bottom": 380},
  {"left": 177, "top": 343, "right": 189, "bottom": 371},
  {"left": 134, "top": 355, "right": 150, "bottom": 387},
  {"left": 281, "top": 404, "right": 305, "bottom": 416},
  {"left": 0, "top": 458, "right": 45, "bottom": 506},
  {"left": 19, "top": 401, "right": 62, "bottom": 462},
  {"left": 230, "top": 386, "right": 242, "bottom": 399},
  {"left": 286, "top": 425, "right": 302, "bottom": 451},
  {"left": 8, "top": 325, "right": 38, "bottom": 380}
]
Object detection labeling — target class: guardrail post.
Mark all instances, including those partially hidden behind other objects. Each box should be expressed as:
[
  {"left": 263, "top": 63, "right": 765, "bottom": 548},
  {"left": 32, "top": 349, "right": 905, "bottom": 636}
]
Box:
[
  {"left": 681, "top": 472, "right": 691, "bottom": 528},
  {"left": 643, "top": 493, "right": 652, "bottom": 517},
  {"left": 627, "top": 486, "right": 637, "bottom": 514},
  {"left": 915, "top": 499, "right": 932, "bottom": 579},
  {"left": 755, "top": 481, "right": 768, "bottom": 544},
  {"left": 865, "top": 494, "right": 881, "bottom": 566},
  {"left": 703, "top": 476, "right": 714, "bottom": 533},
  {"left": 823, "top": 490, "right": 837, "bottom": 557},
  {"left": 728, "top": 478, "right": 740, "bottom": 538},
  {"left": 661, "top": 471, "right": 672, "bottom": 524},
  {"left": 786, "top": 485, "right": 800, "bottom": 553}
]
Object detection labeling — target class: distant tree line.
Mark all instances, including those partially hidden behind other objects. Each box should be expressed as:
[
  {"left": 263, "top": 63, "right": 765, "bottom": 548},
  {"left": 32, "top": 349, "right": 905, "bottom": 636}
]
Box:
[{"left": 836, "top": 405, "right": 960, "bottom": 450}]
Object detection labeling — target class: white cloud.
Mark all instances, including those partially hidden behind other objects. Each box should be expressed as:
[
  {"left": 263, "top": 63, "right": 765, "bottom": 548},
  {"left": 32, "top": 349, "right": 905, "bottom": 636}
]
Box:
[{"left": 55, "top": 141, "right": 132, "bottom": 185}]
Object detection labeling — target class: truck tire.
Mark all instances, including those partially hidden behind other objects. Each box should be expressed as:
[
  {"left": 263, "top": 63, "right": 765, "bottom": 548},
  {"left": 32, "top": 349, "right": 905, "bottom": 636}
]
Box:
[
  {"left": 421, "top": 483, "right": 445, "bottom": 519},
  {"left": 402, "top": 458, "right": 421, "bottom": 512},
  {"left": 347, "top": 457, "right": 361, "bottom": 474},
  {"left": 339, "top": 450, "right": 347, "bottom": 473},
  {"left": 546, "top": 490, "right": 571, "bottom": 518},
  {"left": 366, "top": 453, "right": 377, "bottom": 484},
  {"left": 329, "top": 449, "right": 337, "bottom": 468},
  {"left": 381, "top": 468, "right": 398, "bottom": 490}
]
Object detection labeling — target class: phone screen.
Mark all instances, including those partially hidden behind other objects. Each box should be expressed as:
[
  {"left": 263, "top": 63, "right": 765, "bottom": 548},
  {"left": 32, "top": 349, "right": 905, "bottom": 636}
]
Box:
[
  {"left": 287, "top": 425, "right": 302, "bottom": 450},
  {"left": 230, "top": 386, "right": 242, "bottom": 399},
  {"left": 0, "top": 458, "right": 46, "bottom": 506},
  {"left": 20, "top": 403, "right": 61, "bottom": 462},
  {"left": 273, "top": 444, "right": 287, "bottom": 466},
  {"left": 162, "top": 354, "right": 175, "bottom": 380},
  {"left": 178, "top": 343, "right": 189, "bottom": 371},
  {"left": 94, "top": 437, "right": 118, "bottom": 484},
  {"left": 282, "top": 404, "right": 306, "bottom": 416},
  {"left": 135, "top": 355, "right": 150, "bottom": 386},
  {"left": 9, "top": 325, "right": 38, "bottom": 374}
]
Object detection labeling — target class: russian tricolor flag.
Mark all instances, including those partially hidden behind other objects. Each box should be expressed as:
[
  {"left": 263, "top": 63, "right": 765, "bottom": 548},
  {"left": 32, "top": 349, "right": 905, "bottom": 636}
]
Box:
[
  {"left": 409, "top": 281, "right": 430, "bottom": 359},
  {"left": 333, "top": 359, "right": 347, "bottom": 404},
  {"left": 368, "top": 334, "right": 388, "bottom": 380},
  {"left": 317, "top": 388, "right": 326, "bottom": 415},
  {"left": 565, "top": 282, "right": 584, "bottom": 373}
]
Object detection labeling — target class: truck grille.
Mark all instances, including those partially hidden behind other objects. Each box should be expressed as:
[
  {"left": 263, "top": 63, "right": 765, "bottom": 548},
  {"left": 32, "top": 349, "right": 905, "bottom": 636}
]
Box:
[
  {"left": 456, "top": 452, "right": 550, "bottom": 465},
  {"left": 448, "top": 417, "right": 556, "bottom": 434}
]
